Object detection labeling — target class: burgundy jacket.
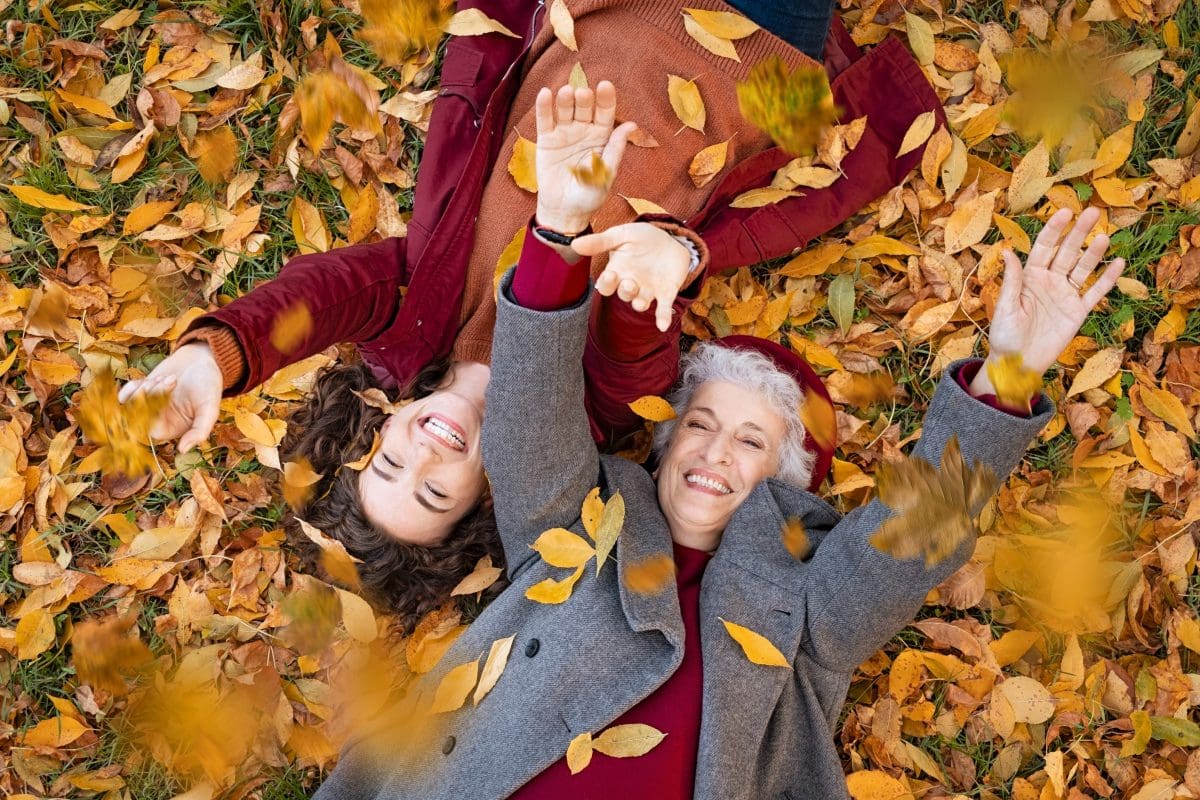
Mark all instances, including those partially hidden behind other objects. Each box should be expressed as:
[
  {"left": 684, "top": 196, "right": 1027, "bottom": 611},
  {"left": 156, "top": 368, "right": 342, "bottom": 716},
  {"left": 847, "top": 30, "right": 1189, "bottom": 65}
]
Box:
[{"left": 186, "top": 1, "right": 944, "bottom": 449}]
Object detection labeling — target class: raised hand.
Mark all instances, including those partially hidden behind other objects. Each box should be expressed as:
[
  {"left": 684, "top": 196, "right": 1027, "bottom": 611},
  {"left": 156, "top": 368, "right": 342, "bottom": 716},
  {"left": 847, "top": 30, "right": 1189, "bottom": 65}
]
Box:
[
  {"left": 971, "top": 207, "right": 1125, "bottom": 395},
  {"left": 573, "top": 222, "right": 694, "bottom": 332},
  {"left": 534, "top": 80, "right": 637, "bottom": 234},
  {"left": 118, "top": 343, "right": 223, "bottom": 453}
]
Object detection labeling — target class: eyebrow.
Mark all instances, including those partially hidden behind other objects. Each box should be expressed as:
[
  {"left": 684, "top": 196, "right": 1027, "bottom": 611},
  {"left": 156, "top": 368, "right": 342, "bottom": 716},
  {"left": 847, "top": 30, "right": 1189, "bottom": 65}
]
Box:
[
  {"left": 370, "top": 461, "right": 395, "bottom": 483},
  {"left": 690, "top": 406, "right": 767, "bottom": 434},
  {"left": 414, "top": 492, "right": 451, "bottom": 514}
]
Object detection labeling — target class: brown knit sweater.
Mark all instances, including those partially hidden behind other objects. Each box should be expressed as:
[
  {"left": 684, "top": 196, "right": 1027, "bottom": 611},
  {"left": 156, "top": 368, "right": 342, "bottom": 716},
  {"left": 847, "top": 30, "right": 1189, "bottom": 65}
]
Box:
[{"left": 451, "top": 0, "right": 817, "bottom": 365}]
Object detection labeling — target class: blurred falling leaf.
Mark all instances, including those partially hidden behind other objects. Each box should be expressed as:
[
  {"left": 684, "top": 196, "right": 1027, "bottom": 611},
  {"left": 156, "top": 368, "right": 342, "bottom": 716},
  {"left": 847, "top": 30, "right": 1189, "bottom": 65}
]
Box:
[
  {"left": 737, "top": 58, "right": 838, "bottom": 155},
  {"left": 282, "top": 457, "right": 322, "bottom": 510},
  {"left": 25, "top": 280, "right": 72, "bottom": 338},
  {"left": 358, "top": 0, "right": 452, "bottom": 63},
  {"left": 781, "top": 517, "right": 811, "bottom": 559},
  {"left": 628, "top": 395, "right": 677, "bottom": 422},
  {"left": 869, "top": 436, "right": 998, "bottom": 567},
  {"left": 799, "top": 385, "right": 835, "bottom": 451},
  {"left": 75, "top": 368, "right": 168, "bottom": 477},
  {"left": 720, "top": 618, "right": 790, "bottom": 667},
  {"left": 508, "top": 134, "right": 538, "bottom": 193},
  {"left": 281, "top": 578, "right": 341, "bottom": 654},
  {"left": 623, "top": 553, "right": 676, "bottom": 595},
  {"left": 270, "top": 301, "right": 313, "bottom": 355},
  {"left": 570, "top": 150, "right": 612, "bottom": 189},
  {"left": 668, "top": 75, "right": 706, "bottom": 133},
  {"left": 296, "top": 518, "right": 363, "bottom": 591},
  {"left": 986, "top": 353, "right": 1042, "bottom": 413},
  {"left": 192, "top": 125, "right": 238, "bottom": 185}
]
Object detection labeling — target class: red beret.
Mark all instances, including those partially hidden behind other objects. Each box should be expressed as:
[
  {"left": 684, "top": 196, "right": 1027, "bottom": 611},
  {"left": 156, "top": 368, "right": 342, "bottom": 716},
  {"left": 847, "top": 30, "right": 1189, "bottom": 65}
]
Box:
[{"left": 716, "top": 335, "right": 834, "bottom": 492}]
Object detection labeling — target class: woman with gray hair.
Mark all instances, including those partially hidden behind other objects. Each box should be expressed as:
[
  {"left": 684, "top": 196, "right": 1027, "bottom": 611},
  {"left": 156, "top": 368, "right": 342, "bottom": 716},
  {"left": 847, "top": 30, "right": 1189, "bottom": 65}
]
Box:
[{"left": 313, "top": 86, "right": 1125, "bottom": 800}]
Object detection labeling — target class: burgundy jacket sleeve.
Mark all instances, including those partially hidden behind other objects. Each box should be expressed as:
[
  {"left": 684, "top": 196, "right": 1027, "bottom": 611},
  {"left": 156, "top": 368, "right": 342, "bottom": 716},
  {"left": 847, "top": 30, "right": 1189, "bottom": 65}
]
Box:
[
  {"left": 690, "top": 24, "right": 946, "bottom": 272},
  {"left": 954, "top": 360, "right": 1039, "bottom": 417},
  {"left": 184, "top": 236, "right": 408, "bottom": 394},
  {"left": 510, "top": 219, "right": 590, "bottom": 310}
]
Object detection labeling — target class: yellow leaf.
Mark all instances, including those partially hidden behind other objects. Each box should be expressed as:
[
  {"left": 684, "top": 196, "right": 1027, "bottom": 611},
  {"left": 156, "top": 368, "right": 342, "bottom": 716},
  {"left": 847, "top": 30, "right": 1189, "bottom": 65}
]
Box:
[
  {"left": 291, "top": 195, "right": 330, "bottom": 254},
  {"left": 779, "top": 242, "right": 847, "bottom": 278},
  {"left": 358, "top": 0, "right": 451, "bottom": 64},
  {"left": 729, "top": 187, "right": 802, "bottom": 208},
  {"left": 682, "top": 8, "right": 760, "bottom": 39},
  {"left": 992, "top": 213, "right": 1032, "bottom": 253},
  {"left": 234, "top": 410, "right": 278, "bottom": 447},
  {"left": 429, "top": 658, "right": 479, "bottom": 713},
  {"left": 99, "top": 8, "right": 141, "bottom": 31},
  {"left": 566, "top": 732, "right": 594, "bottom": 774},
  {"left": 570, "top": 150, "right": 612, "bottom": 188},
  {"left": 6, "top": 184, "right": 92, "bottom": 212},
  {"left": 737, "top": 58, "right": 836, "bottom": 156},
  {"left": 688, "top": 138, "right": 730, "bottom": 188},
  {"left": 1138, "top": 384, "right": 1197, "bottom": 439},
  {"left": 593, "top": 491, "right": 625, "bottom": 575},
  {"left": 1092, "top": 124, "right": 1135, "bottom": 179},
  {"left": 781, "top": 517, "right": 810, "bottom": 560},
  {"left": 335, "top": 587, "right": 378, "bottom": 643},
  {"left": 896, "top": 111, "right": 937, "bottom": 157},
  {"left": 282, "top": 456, "right": 322, "bottom": 510},
  {"left": 720, "top": 618, "right": 790, "bottom": 667},
  {"left": 843, "top": 235, "right": 920, "bottom": 259},
  {"left": 129, "top": 526, "right": 195, "bottom": 561},
  {"left": 193, "top": 125, "right": 238, "bottom": 185},
  {"left": 799, "top": 385, "right": 835, "bottom": 451},
  {"left": 667, "top": 75, "right": 706, "bottom": 133},
  {"left": 944, "top": 190, "right": 997, "bottom": 254},
  {"left": 473, "top": 634, "right": 515, "bottom": 704},
  {"left": 270, "top": 301, "right": 313, "bottom": 355},
  {"left": 628, "top": 395, "right": 676, "bottom": 422},
  {"left": 508, "top": 134, "right": 538, "bottom": 193},
  {"left": 622, "top": 553, "right": 676, "bottom": 595},
  {"left": 581, "top": 487, "right": 603, "bottom": 540},
  {"left": 1008, "top": 140, "right": 1053, "bottom": 213},
  {"left": 72, "top": 616, "right": 153, "bottom": 695},
  {"left": 56, "top": 89, "right": 119, "bottom": 119},
  {"left": 682, "top": 14, "right": 739, "bottom": 61},
  {"left": 16, "top": 607, "right": 56, "bottom": 660},
  {"left": 1177, "top": 617, "right": 1200, "bottom": 656},
  {"left": 621, "top": 195, "right": 669, "bottom": 216},
  {"left": 348, "top": 183, "right": 380, "bottom": 244},
  {"left": 845, "top": 770, "right": 914, "bottom": 800},
  {"left": 495, "top": 224, "right": 527, "bottom": 298},
  {"left": 568, "top": 62, "right": 589, "bottom": 89},
  {"left": 904, "top": 12, "right": 934, "bottom": 66},
  {"left": 444, "top": 8, "right": 521, "bottom": 38},
  {"left": 530, "top": 527, "right": 596, "bottom": 568},
  {"left": 591, "top": 723, "right": 667, "bottom": 759},
  {"left": 296, "top": 72, "right": 337, "bottom": 151},
  {"left": 216, "top": 51, "right": 266, "bottom": 91},
  {"left": 19, "top": 716, "right": 87, "bottom": 748},
  {"left": 1128, "top": 421, "right": 1170, "bottom": 477},
  {"left": 451, "top": 554, "right": 503, "bottom": 596},
  {"left": 75, "top": 368, "right": 168, "bottom": 478},
  {"left": 123, "top": 200, "right": 177, "bottom": 235},
  {"left": 1093, "top": 176, "right": 1135, "bottom": 207},
  {"left": 525, "top": 563, "right": 585, "bottom": 604},
  {"left": 994, "top": 675, "right": 1055, "bottom": 723},
  {"left": 1121, "top": 709, "right": 1152, "bottom": 756},
  {"left": 888, "top": 648, "right": 925, "bottom": 700},
  {"left": 296, "top": 519, "right": 362, "bottom": 591},
  {"left": 1066, "top": 347, "right": 1123, "bottom": 396},
  {"left": 986, "top": 353, "right": 1042, "bottom": 413},
  {"left": 549, "top": 0, "right": 577, "bottom": 51}
]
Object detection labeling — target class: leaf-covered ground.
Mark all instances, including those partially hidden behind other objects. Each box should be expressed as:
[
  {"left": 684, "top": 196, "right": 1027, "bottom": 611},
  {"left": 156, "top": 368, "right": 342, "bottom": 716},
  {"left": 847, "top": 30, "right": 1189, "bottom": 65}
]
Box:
[{"left": 2, "top": 1, "right": 1200, "bottom": 798}]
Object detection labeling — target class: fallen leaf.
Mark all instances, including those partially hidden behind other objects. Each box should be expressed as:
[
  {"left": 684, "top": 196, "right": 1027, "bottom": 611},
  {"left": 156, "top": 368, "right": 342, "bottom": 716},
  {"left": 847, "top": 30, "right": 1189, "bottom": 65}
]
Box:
[
  {"left": 16, "top": 607, "right": 56, "bottom": 660},
  {"left": 592, "top": 723, "right": 667, "bottom": 757},
  {"left": 628, "top": 395, "right": 677, "bottom": 422},
  {"left": 1007, "top": 140, "right": 1053, "bottom": 213},
  {"left": 593, "top": 491, "right": 625, "bottom": 575},
  {"left": 581, "top": 487, "right": 603, "bottom": 540},
  {"left": 994, "top": 675, "right": 1055, "bottom": 723},
  {"left": 508, "top": 134, "right": 538, "bottom": 193},
  {"left": 444, "top": 8, "right": 521, "bottom": 38},
  {"left": 429, "top": 658, "right": 479, "bottom": 713},
  {"left": 530, "top": 527, "right": 596, "bottom": 569},
  {"left": 667, "top": 75, "right": 706, "bottom": 133},
  {"left": 845, "top": 770, "right": 914, "bottom": 800},
  {"left": 525, "top": 564, "right": 585, "bottom": 604},
  {"left": 683, "top": 15, "right": 740, "bottom": 61},
  {"left": 193, "top": 125, "right": 238, "bottom": 185},
  {"left": 451, "top": 554, "right": 503, "bottom": 596},
  {"left": 566, "top": 732, "right": 594, "bottom": 774},
  {"left": 297, "top": 519, "right": 363, "bottom": 591},
  {"left": 621, "top": 195, "right": 669, "bottom": 216},
  {"left": 7, "top": 184, "right": 93, "bottom": 212},
  {"left": 549, "top": 0, "right": 577, "bottom": 51},
  {"left": 720, "top": 618, "right": 790, "bottom": 667},
  {"left": 282, "top": 456, "right": 322, "bottom": 510},
  {"left": 473, "top": 634, "right": 515, "bottom": 704},
  {"left": 729, "top": 187, "right": 802, "bottom": 208},
  {"left": 896, "top": 111, "right": 938, "bottom": 157},
  {"left": 688, "top": 139, "right": 730, "bottom": 188},
  {"left": 943, "top": 190, "right": 997, "bottom": 254},
  {"left": 1066, "top": 347, "right": 1123, "bottom": 397}
]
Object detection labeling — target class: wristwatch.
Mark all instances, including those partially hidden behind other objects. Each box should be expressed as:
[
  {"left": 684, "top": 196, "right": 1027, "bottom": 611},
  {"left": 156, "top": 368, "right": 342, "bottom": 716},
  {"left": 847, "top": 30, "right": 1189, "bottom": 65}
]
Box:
[{"left": 532, "top": 225, "right": 581, "bottom": 246}]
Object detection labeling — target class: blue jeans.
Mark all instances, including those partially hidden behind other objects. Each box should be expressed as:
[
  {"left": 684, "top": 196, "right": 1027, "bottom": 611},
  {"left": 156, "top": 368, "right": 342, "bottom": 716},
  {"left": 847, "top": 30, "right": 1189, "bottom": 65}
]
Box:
[{"left": 724, "top": 0, "right": 835, "bottom": 61}]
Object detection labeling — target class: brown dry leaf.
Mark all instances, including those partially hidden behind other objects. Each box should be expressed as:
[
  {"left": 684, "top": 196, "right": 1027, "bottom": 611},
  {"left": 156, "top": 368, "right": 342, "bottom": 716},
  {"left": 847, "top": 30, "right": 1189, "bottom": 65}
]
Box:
[
  {"left": 570, "top": 150, "right": 612, "bottom": 189},
  {"left": 1066, "top": 347, "right": 1123, "bottom": 396},
  {"left": 71, "top": 616, "right": 153, "bottom": 694},
  {"left": 627, "top": 127, "right": 659, "bottom": 148},
  {"left": 592, "top": 723, "right": 667, "bottom": 757},
  {"left": 593, "top": 491, "right": 625, "bottom": 575},
  {"left": 282, "top": 456, "right": 323, "bottom": 510},
  {"left": 668, "top": 75, "right": 706, "bottom": 133},
  {"left": 473, "top": 634, "right": 515, "bottom": 705},
  {"left": 567, "top": 732, "right": 594, "bottom": 774},
  {"left": 623, "top": 553, "right": 676, "bottom": 595},
  {"left": 16, "top": 607, "right": 57, "bottom": 660},
  {"left": 628, "top": 395, "right": 677, "bottom": 422},
  {"left": 869, "top": 436, "right": 998, "bottom": 567},
  {"left": 270, "top": 301, "right": 313, "bottom": 355},
  {"left": 525, "top": 564, "right": 585, "bottom": 604},
  {"left": 296, "top": 519, "right": 363, "bottom": 591},
  {"left": 508, "top": 134, "right": 538, "bottom": 193},
  {"left": 688, "top": 138, "right": 730, "bottom": 188},
  {"left": 75, "top": 368, "right": 168, "bottom": 478},
  {"left": 986, "top": 353, "right": 1042, "bottom": 413},
  {"left": 720, "top": 618, "right": 790, "bottom": 667},
  {"left": 193, "top": 126, "right": 238, "bottom": 185},
  {"left": 781, "top": 517, "right": 811, "bottom": 560},
  {"left": 682, "top": 15, "right": 739, "bottom": 61},
  {"left": 530, "top": 527, "right": 596, "bottom": 569},
  {"left": 896, "top": 111, "right": 938, "bottom": 157},
  {"left": 451, "top": 554, "right": 503, "bottom": 596},
  {"left": 737, "top": 58, "right": 837, "bottom": 156},
  {"left": 444, "top": 8, "right": 521, "bottom": 38},
  {"left": 549, "top": 0, "right": 577, "bottom": 51},
  {"left": 25, "top": 280, "right": 72, "bottom": 338}
]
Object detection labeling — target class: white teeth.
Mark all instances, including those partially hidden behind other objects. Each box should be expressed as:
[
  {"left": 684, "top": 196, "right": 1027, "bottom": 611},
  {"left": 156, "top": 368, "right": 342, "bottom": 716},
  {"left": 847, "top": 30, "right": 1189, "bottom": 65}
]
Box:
[
  {"left": 686, "top": 474, "right": 731, "bottom": 494},
  {"left": 423, "top": 418, "right": 465, "bottom": 449}
]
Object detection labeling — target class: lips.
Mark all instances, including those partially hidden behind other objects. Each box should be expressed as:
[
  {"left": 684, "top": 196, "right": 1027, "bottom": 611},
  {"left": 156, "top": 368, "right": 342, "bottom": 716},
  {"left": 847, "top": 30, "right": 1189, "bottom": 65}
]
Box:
[
  {"left": 684, "top": 469, "right": 732, "bottom": 495},
  {"left": 420, "top": 413, "right": 467, "bottom": 452}
]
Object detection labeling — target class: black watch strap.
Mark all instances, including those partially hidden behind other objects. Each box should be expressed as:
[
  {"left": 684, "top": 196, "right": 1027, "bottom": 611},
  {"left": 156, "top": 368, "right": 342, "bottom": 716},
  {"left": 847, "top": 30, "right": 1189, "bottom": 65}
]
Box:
[{"left": 532, "top": 225, "right": 581, "bottom": 245}]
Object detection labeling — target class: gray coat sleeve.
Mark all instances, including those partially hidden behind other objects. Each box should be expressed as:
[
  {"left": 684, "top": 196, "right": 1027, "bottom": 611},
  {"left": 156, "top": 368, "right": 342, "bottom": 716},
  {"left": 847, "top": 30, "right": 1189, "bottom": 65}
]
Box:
[
  {"left": 482, "top": 269, "right": 601, "bottom": 577},
  {"left": 799, "top": 361, "right": 1053, "bottom": 672}
]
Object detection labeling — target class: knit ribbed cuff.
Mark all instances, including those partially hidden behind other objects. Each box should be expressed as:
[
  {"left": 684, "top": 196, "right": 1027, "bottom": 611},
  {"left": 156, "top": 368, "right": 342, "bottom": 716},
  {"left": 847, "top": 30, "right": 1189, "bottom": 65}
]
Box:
[{"left": 175, "top": 322, "right": 246, "bottom": 392}]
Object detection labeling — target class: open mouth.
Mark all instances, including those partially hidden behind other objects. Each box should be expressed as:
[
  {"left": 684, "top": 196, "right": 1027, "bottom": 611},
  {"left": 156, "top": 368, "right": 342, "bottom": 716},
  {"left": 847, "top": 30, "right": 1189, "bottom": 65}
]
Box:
[
  {"left": 420, "top": 414, "right": 467, "bottom": 451},
  {"left": 685, "top": 470, "right": 732, "bottom": 495}
]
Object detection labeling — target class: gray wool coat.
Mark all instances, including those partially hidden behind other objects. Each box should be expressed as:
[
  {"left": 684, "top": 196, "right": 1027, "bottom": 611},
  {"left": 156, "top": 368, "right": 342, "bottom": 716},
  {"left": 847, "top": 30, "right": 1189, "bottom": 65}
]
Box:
[{"left": 313, "top": 273, "right": 1053, "bottom": 800}]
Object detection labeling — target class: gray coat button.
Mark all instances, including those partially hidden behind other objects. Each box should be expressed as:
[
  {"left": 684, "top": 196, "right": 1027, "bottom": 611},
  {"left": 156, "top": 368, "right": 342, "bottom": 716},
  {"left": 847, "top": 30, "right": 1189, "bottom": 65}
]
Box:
[
  {"left": 524, "top": 638, "right": 540, "bottom": 657},
  {"left": 442, "top": 736, "right": 456, "bottom": 755}
]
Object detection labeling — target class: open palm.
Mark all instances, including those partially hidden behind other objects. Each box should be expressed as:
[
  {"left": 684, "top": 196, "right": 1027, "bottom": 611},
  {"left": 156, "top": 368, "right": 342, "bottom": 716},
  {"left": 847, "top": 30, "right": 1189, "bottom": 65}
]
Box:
[
  {"left": 988, "top": 207, "right": 1125, "bottom": 375},
  {"left": 534, "top": 81, "right": 636, "bottom": 234}
]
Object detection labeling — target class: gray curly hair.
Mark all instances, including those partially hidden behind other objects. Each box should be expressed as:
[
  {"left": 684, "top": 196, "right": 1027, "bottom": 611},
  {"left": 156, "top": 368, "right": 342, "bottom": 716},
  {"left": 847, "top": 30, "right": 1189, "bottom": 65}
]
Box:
[{"left": 653, "top": 341, "right": 815, "bottom": 489}]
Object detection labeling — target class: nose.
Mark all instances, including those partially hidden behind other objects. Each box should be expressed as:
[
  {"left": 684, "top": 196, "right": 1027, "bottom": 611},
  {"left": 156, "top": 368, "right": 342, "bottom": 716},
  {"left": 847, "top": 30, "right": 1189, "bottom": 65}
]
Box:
[
  {"left": 703, "top": 433, "right": 733, "bottom": 466},
  {"left": 408, "top": 436, "right": 441, "bottom": 470}
]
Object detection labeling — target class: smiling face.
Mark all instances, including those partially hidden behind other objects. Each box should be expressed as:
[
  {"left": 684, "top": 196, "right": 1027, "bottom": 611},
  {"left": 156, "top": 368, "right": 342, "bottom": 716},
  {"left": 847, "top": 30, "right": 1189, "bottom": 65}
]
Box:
[
  {"left": 656, "top": 380, "right": 788, "bottom": 551},
  {"left": 357, "top": 362, "right": 491, "bottom": 545}
]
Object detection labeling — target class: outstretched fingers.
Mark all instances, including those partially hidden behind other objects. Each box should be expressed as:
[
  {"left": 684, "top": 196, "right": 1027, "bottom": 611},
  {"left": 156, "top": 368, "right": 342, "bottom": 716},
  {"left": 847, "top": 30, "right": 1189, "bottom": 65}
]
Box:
[
  {"left": 535, "top": 87, "right": 556, "bottom": 136},
  {"left": 1067, "top": 231, "right": 1110, "bottom": 289},
  {"left": 1081, "top": 258, "right": 1125, "bottom": 309},
  {"left": 996, "top": 249, "right": 1024, "bottom": 313},
  {"left": 595, "top": 268, "right": 621, "bottom": 296},
  {"left": 1049, "top": 206, "right": 1102, "bottom": 275},
  {"left": 1027, "top": 208, "right": 1073, "bottom": 271},
  {"left": 555, "top": 84, "right": 575, "bottom": 124},
  {"left": 593, "top": 80, "right": 617, "bottom": 128}
]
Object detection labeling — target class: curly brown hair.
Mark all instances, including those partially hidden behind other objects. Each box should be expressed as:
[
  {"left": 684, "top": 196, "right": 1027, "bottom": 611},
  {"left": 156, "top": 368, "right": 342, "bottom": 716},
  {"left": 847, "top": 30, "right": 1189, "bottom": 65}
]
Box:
[{"left": 281, "top": 359, "right": 504, "bottom": 633}]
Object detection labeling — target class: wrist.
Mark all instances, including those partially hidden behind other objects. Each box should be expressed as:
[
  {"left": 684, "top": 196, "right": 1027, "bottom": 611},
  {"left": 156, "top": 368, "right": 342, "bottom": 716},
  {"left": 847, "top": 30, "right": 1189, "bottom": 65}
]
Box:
[
  {"left": 535, "top": 208, "right": 590, "bottom": 236},
  {"left": 968, "top": 355, "right": 1000, "bottom": 397}
]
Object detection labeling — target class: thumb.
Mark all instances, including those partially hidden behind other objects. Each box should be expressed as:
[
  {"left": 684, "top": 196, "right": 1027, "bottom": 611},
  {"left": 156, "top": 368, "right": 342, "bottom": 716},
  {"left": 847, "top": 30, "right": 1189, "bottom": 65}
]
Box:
[
  {"left": 654, "top": 295, "right": 674, "bottom": 333},
  {"left": 118, "top": 379, "right": 144, "bottom": 404},
  {"left": 602, "top": 121, "right": 638, "bottom": 176},
  {"left": 572, "top": 227, "right": 627, "bottom": 257},
  {"left": 178, "top": 399, "right": 220, "bottom": 454}
]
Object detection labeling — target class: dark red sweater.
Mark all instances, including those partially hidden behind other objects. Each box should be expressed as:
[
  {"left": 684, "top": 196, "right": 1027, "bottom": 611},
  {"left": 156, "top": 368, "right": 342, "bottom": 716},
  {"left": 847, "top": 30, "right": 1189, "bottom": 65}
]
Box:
[{"left": 510, "top": 543, "right": 712, "bottom": 799}]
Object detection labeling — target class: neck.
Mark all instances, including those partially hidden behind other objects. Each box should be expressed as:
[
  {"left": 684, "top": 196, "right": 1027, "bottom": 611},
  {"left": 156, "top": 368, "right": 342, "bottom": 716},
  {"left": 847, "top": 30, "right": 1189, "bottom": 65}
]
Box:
[
  {"left": 448, "top": 360, "right": 491, "bottom": 400},
  {"left": 668, "top": 523, "right": 721, "bottom": 554}
]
